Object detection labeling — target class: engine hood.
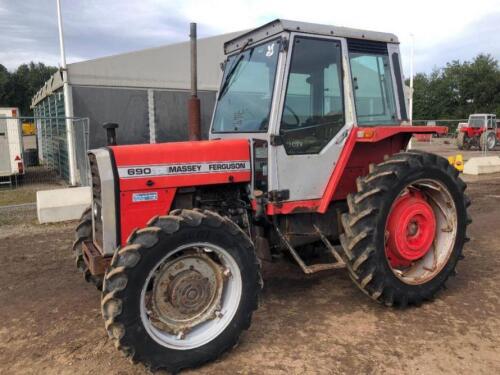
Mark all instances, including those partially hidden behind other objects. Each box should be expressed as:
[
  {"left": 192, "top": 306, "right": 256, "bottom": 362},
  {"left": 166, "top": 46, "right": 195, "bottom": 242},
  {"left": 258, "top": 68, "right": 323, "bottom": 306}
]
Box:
[{"left": 107, "top": 139, "right": 251, "bottom": 191}]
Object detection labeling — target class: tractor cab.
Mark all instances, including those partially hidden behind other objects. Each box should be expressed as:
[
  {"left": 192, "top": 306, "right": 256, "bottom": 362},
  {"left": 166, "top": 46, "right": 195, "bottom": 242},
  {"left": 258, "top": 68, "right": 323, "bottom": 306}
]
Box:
[
  {"left": 467, "top": 114, "right": 496, "bottom": 130},
  {"left": 210, "top": 19, "right": 409, "bottom": 202}
]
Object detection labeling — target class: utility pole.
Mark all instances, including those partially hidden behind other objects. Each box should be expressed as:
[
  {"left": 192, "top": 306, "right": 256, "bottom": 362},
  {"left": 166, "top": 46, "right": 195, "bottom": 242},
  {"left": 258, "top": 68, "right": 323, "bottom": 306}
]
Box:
[
  {"left": 409, "top": 33, "right": 415, "bottom": 125},
  {"left": 56, "top": 0, "right": 77, "bottom": 185}
]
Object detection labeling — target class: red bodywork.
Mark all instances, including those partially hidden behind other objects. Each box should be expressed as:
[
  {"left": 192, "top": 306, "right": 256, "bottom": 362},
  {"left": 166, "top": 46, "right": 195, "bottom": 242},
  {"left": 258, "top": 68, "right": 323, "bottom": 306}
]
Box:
[
  {"left": 460, "top": 126, "right": 500, "bottom": 138},
  {"left": 268, "top": 126, "right": 447, "bottom": 215},
  {"left": 460, "top": 127, "right": 486, "bottom": 138},
  {"left": 110, "top": 126, "right": 446, "bottom": 244},
  {"left": 111, "top": 139, "right": 251, "bottom": 244}
]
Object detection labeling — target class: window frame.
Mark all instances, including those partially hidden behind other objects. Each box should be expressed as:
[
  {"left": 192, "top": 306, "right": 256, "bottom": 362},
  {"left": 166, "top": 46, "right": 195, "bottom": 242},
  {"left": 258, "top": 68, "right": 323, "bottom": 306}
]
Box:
[
  {"left": 277, "top": 35, "right": 346, "bottom": 155},
  {"left": 348, "top": 45, "right": 399, "bottom": 127}
]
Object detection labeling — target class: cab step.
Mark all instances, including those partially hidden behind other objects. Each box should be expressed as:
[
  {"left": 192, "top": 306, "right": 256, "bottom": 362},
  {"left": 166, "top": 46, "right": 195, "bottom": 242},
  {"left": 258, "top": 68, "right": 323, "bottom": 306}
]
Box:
[{"left": 274, "top": 225, "right": 345, "bottom": 274}]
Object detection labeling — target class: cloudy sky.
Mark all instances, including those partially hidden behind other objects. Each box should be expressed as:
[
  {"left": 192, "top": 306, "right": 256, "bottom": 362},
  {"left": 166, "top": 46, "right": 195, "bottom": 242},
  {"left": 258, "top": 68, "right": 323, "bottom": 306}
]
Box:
[{"left": 1, "top": 0, "right": 500, "bottom": 76}]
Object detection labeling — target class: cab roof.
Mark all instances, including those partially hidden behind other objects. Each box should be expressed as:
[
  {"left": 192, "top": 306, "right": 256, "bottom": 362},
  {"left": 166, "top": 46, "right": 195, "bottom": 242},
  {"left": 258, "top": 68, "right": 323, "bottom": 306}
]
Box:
[{"left": 224, "top": 19, "right": 399, "bottom": 54}]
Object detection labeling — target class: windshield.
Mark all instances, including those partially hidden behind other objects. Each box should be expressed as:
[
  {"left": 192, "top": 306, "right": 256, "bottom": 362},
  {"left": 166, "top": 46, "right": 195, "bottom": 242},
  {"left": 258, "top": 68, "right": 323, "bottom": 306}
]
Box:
[
  {"left": 469, "top": 115, "right": 485, "bottom": 127},
  {"left": 211, "top": 39, "right": 280, "bottom": 133}
]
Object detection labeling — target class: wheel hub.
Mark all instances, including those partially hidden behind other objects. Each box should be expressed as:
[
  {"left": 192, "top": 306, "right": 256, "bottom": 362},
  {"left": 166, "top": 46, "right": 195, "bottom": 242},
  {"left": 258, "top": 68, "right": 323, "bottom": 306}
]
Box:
[
  {"left": 386, "top": 190, "right": 436, "bottom": 267},
  {"left": 167, "top": 270, "right": 213, "bottom": 315},
  {"left": 151, "top": 253, "right": 224, "bottom": 334}
]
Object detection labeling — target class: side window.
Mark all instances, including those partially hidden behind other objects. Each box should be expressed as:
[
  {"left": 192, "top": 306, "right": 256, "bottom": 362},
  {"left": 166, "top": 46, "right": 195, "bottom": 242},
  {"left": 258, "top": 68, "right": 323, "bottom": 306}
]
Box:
[
  {"left": 488, "top": 116, "right": 494, "bottom": 129},
  {"left": 280, "top": 37, "right": 344, "bottom": 155},
  {"left": 348, "top": 41, "right": 398, "bottom": 126}
]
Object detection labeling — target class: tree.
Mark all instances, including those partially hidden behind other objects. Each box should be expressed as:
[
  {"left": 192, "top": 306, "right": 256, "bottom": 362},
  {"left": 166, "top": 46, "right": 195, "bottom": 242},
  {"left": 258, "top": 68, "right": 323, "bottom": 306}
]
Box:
[
  {"left": 410, "top": 54, "right": 500, "bottom": 121},
  {"left": 0, "top": 62, "right": 57, "bottom": 116},
  {"left": 0, "top": 64, "right": 11, "bottom": 106}
]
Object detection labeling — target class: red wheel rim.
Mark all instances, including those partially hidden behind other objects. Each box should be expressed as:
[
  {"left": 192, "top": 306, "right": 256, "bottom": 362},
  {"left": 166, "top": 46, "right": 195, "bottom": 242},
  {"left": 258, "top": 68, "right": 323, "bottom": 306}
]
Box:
[{"left": 385, "top": 190, "right": 436, "bottom": 268}]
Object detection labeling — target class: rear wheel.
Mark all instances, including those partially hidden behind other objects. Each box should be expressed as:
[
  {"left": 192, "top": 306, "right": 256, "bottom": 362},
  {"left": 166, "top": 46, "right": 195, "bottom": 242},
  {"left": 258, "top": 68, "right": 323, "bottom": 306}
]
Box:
[
  {"left": 340, "top": 151, "right": 470, "bottom": 307},
  {"left": 101, "top": 209, "right": 262, "bottom": 373},
  {"left": 72, "top": 207, "right": 103, "bottom": 289},
  {"left": 480, "top": 131, "right": 496, "bottom": 151}
]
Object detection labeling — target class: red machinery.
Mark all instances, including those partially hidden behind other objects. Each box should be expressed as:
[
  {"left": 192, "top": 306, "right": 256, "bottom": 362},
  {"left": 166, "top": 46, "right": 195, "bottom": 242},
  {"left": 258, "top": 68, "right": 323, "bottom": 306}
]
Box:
[
  {"left": 457, "top": 113, "right": 499, "bottom": 150},
  {"left": 72, "top": 20, "right": 470, "bottom": 373}
]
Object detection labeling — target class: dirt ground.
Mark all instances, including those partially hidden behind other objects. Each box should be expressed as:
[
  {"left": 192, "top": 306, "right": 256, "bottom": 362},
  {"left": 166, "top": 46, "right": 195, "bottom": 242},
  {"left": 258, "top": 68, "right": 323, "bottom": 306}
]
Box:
[{"left": 1, "top": 140, "right": 500, "bottom": 374}]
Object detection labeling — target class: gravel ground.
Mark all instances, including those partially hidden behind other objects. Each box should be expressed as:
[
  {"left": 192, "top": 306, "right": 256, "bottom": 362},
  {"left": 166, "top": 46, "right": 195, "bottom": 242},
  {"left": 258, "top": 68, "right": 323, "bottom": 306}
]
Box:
[{"left": 0, "top": 140, "right": 499, "bottom": 374}]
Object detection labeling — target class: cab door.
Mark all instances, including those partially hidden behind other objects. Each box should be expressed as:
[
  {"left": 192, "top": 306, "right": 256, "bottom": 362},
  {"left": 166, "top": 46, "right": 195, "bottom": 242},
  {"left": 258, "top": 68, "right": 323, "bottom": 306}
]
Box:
[{"left": 268, "top": 34, "right": 353, "bottom": 201}]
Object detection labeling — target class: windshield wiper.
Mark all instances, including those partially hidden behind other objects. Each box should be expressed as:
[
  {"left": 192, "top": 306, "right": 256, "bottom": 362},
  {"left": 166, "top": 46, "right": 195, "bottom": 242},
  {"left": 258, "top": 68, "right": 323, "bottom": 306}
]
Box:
[
  {"left": 217, "top": 39, "right": 253, "bottom": 101},
  {"left": 218, "top": 54, "right": 244, "bottom": 101}
]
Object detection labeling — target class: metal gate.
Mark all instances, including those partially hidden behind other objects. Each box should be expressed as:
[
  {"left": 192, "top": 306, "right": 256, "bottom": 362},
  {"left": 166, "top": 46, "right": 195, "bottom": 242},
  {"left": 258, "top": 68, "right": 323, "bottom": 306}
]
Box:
[{"left": 0, "top": 116, "right": 90, "bottom": 187}]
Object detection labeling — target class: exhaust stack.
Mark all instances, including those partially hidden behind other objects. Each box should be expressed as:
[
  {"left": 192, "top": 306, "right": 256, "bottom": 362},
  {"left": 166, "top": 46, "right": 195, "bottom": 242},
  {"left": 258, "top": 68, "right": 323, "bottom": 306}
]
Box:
[{"left": 188, "top": 22, "right": 201, "bottom": 141}]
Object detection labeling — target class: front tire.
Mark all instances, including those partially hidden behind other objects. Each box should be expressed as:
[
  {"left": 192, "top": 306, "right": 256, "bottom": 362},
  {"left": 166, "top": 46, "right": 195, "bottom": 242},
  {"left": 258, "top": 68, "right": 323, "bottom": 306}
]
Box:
[
  {"left": 340, "top": 151, "right": 471, "bottom": 307},
  {"left": 72, "top": 207, "right": 103, "bottom": 289},
  {"left": 456, "top": 132, "right": 469, "bottom": 150},
  {"left": 101, "top": 209, "right": 262, "bottom": 373}
]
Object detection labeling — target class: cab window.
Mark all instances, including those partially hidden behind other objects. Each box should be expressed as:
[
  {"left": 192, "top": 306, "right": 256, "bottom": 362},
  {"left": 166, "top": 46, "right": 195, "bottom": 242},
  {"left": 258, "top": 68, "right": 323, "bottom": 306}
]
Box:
[
  {"left": 348, "top": 40, "right": 397, "bottom": 126},
  {"left": 488, "top": 116, "right": 494, "bottom": 129},
  {"left": 280, "top": 37, "right": 344, "bottom": 155}
]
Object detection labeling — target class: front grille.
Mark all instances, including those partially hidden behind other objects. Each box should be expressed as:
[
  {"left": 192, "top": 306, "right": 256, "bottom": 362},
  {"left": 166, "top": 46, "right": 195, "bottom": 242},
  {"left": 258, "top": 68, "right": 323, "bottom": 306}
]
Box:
[{"left": 88, "top": 153, "right": 104, "bottom": 251}]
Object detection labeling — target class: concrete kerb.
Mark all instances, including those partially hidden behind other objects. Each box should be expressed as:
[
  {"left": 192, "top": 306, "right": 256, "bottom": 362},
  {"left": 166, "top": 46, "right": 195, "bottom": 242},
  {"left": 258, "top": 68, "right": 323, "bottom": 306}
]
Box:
[
  {"left": 463, "top": 156, "right": 500, "bottom": 175},
  {"left": 37, "top": 187, "right": 91, "bottom": 224}
]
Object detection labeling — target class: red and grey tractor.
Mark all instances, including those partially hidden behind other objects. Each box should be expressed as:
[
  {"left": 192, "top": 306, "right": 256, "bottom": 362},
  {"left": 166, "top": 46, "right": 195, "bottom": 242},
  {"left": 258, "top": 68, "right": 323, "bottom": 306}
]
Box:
[
  {"left": 73, "top": 19, "right": 470, "bottom": 373},
  {"left": 457, "top": 113, "right": 499, "bottom": 151}
]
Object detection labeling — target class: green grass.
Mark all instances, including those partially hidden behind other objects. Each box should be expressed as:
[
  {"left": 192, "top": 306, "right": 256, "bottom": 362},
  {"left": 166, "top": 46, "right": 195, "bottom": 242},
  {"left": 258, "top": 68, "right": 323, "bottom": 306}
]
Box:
[{"left": 0, "top": 188, "right": 37, "bottom": 206}]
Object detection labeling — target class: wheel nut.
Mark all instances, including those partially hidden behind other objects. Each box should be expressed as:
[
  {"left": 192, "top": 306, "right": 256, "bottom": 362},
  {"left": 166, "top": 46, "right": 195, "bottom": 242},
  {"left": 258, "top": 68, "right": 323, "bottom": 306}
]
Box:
[
  {"left": 223, "top": 268, "right": 231, "bottom": 278},
  {"left": 176, "top": 331, "right": 185, "bottom": 340}
]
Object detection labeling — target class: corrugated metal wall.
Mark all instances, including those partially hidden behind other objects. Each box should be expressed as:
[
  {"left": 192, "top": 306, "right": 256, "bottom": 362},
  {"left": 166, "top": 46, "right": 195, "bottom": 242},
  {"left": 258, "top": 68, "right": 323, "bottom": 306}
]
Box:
[
  {"left": 154, "top": 90, "right": 216, "bottom": 142},
  {"left": 72, "top": 86, "right": 149, "bottom": 148},
  {"left": 71, "top": 85, "right": 216, "bottom": 148}
]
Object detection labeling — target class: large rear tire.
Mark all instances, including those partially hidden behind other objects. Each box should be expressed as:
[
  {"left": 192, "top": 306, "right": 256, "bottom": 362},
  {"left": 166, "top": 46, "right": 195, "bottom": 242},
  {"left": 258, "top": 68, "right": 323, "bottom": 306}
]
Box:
[
  {"left": 480, "top": 131, "right": 496, "bottom": 151},
  {"left": 72, "top": 207, "right": 103, "bottom": 289},
  {"left": 340, "top": 151, "right": 471, "bottom": 307},
  {"left": 101, "top": 209, "right": 262, "bottom": 373}
]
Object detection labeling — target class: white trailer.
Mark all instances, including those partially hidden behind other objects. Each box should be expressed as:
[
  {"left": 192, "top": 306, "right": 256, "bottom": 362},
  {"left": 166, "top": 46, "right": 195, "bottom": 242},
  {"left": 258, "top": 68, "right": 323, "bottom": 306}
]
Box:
[{"left": 0, "top": 107, "right": 24, "bottom": 183}]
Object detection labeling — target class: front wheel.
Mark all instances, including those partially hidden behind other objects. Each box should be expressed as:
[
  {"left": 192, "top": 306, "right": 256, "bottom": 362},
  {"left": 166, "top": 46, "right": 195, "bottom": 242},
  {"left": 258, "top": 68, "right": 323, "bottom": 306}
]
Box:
[
  {"left": 72, "top": 206, "right": 103, "bottom": 289},
  {"left": 340, "top": 151, "right": 471, "bottom": 307},
  {"left": 101, "top": 209, "right": 262, "bottom": 373},
  {"left": 456, "top": 132, "right": 470, "bottom": 150}
]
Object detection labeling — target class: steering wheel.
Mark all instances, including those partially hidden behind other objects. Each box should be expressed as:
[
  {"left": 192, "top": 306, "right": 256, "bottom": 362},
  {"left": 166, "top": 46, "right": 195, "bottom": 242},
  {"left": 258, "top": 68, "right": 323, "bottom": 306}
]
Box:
[{"left": 281, "top": 104, "right": 300, "bottom": 128}]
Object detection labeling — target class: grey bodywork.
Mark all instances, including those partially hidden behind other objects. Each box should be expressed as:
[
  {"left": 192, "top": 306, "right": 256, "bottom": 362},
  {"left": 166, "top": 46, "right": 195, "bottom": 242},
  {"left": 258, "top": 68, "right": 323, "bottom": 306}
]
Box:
[
  {"left": 92, "top": 148, "right": 117, "bottom": 256},
  {"left": 224, "top": 19, "right": 399, "bottom": 54},
  {"left": 211, "top": 19, "right": 407, "bottom": 201}
]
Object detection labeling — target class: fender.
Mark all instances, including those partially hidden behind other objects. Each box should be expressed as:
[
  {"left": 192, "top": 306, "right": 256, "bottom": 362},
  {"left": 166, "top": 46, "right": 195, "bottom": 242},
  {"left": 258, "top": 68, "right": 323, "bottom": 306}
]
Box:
[{"left": 267, "top": 126, "right": 447, "bottom": 215}]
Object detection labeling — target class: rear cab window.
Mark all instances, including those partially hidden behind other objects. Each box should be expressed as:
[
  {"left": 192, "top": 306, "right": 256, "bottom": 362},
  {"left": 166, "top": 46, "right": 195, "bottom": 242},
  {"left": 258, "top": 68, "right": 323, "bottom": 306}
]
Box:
[{"left": 348, "top": 40, "right": 398, "bottom": 126}]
